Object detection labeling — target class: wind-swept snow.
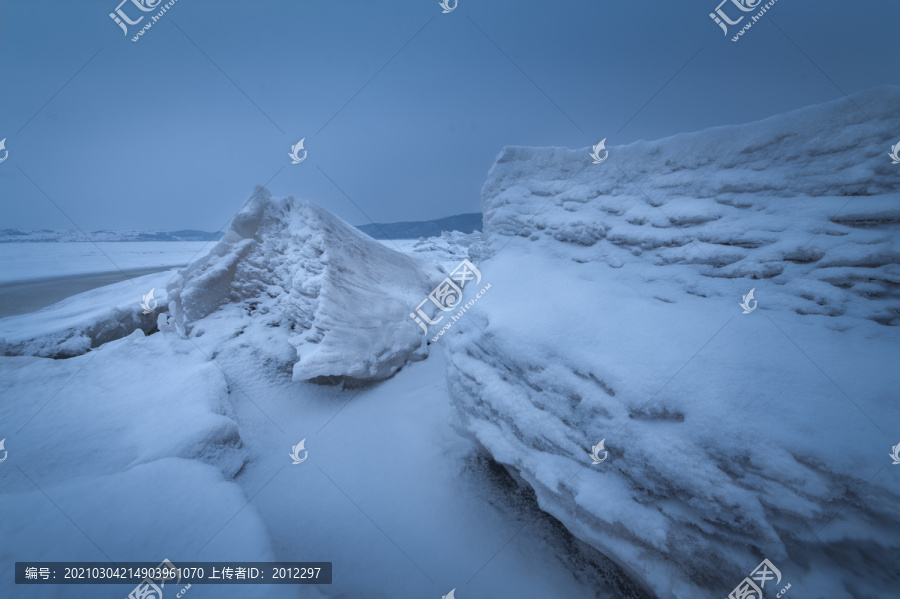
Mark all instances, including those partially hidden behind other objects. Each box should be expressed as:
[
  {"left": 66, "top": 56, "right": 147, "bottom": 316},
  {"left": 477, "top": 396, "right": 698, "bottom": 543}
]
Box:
[
  {"left": 443, "top": 88, "right": 900, "bottom": 598},
  {"left": 167, "top": 187, "right": 436, "bottom": 385}
]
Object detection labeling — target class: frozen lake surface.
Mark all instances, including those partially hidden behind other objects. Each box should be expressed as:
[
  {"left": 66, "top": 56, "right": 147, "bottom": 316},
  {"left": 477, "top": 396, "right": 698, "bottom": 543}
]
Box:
[{"left": 0, "top": 242, "right": 209, "bottom": 317}]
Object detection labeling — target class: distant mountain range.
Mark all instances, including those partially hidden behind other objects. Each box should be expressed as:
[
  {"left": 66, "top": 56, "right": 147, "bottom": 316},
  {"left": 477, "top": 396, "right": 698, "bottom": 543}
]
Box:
[
  {"left": 0, "top": 213, "right": 483, "bottom": 242},
  {"left": 0, "top": 229, "right": 226, "bottom": 243},
  {"left": 356, "top": 213, "right": 482, "bottom": 239}
]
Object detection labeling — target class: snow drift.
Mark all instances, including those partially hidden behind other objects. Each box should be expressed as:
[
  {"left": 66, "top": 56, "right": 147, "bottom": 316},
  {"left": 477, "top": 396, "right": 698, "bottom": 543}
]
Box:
[
  {"left": 167, "top": 187, "right": 435, "bottom": 384},
  {"left": 443, "top": 87, "right": 900, "bottom": 598}
]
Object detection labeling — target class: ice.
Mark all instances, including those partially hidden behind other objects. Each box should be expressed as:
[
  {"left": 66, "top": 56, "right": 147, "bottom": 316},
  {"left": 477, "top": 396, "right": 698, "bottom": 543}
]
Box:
[
  {"left": 0, "top": 269, "right": 176, "bottom": 358},
  {"left": 166, "top": 186, "right": 437, "bottom": 385},
  {"left": 442, "top": 87, "right": 900, "bottom": 598},
  {"left": 481, "top": 87, "right": 900, "bottom": 325},
  {"left": 0, "top": 241, "right": 210, "bottom": 284},
  {"left": 4, "top": 87, "right": 899, "bottom": 599},
  {"left": 0, "top": 230, "right": 222, "bottom": 243}
]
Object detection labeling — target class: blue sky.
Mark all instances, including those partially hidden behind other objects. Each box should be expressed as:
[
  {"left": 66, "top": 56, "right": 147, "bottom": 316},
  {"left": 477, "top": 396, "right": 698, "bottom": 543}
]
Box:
[{"left": 1, "top": 0, "right": 898, "bottom": 231}]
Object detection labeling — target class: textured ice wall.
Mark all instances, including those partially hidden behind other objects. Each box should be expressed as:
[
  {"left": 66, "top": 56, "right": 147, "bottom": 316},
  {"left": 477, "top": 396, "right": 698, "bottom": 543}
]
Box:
[
  {"left": 443, "top": 88, "right": 900, "bottom": 598},
  {"left": 482, "top": 87, "right": 900, "bottom": 325}
]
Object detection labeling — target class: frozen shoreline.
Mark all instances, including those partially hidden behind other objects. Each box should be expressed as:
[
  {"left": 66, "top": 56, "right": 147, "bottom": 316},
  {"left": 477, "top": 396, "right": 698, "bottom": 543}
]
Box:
[{"left": 0, "top": 267, "right": 174, "bottom": 318}]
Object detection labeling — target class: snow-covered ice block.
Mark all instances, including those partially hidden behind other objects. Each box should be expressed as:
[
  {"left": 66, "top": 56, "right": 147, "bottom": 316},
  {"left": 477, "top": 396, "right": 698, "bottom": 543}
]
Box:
[
  {"left": 443, "top": 87, "right": 900, "bottom": 598},
  {"left": 481, "top": 87, "right": 900, "bottom": 325},
  {"left": 167, "top": 187, "right": 435, "bottom": 384},
  {"left": 0, "top": 269, "right": 176, "bottom": 358}
]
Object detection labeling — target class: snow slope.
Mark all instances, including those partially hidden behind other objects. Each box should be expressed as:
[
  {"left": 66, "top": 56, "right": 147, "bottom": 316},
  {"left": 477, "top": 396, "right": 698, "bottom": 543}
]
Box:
[
  {"left": 167, "top": 187, "right": 436, "bottom": 385},
  {"left": 443, "top": 87, "right": 900, "bottom": 598},
  {"left": 0, "top": 329, "right": 309, "bottom": 598}
]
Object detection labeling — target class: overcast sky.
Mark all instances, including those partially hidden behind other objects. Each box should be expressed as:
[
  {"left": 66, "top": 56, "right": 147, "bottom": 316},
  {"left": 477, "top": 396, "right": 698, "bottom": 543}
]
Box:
[{"left": 1, "top": 0, "right": 898, "bottom": 231}]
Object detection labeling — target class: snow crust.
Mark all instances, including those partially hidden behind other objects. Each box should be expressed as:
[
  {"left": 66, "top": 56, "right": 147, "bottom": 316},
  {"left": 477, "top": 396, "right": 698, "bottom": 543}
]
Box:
[
  {"left": 443, "top": 87, "right": 900, "bottom": 598},
  {"left": 167, "top": 187, "right": 436, "bottom": 384}
]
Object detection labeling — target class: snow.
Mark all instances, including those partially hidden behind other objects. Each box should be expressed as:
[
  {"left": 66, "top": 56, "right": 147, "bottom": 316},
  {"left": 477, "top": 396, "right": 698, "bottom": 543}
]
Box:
[
  {"left": 0, "top": 269, "right": 175, "bottom": 358},
  {"left": 201, "top": 327, "right": 642, "bottom": 598},
  {"left": 481, "top": 87, "right": 900, "bottom": 326},
  {"left": 0, "top": 233, "right": 627, "bottom": 599},
  {"left": 3, "top": 87, "right": 899, "bottom": 599},
  {"left": 166, "top": 186, "right": 438, "bottom": 384},
  {"left": 0, "top": 330, "right": 306, "bottom": 598},
  {"left": 442, "top": 87, "right": 900, "bottom": 598}
]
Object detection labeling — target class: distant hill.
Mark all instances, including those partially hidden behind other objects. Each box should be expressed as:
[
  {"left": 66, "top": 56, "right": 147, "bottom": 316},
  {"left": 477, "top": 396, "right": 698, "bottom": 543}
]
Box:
[
  {"left": 0, "top": 213, "right": 483, "bottom": 243},
  {"left": 356, "top": 213, "right": 482, "bottom": 239},
  {"left": 0, "top": 229, "right": 225, "bottom": 243}
]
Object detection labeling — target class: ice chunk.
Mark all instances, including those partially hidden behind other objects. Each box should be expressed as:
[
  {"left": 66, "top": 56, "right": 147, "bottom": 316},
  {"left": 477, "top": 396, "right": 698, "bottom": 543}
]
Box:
[
  {"left": 0, "top": 269, "right": 176, "bottom": 358},
  {"left": 481, "top": 87, "right": 900, "bottom": 325},
  {"left": 167, "top": 187, "right": 436, "bottom": 384},
  {"left": 444, "top": 87, "right": 900, "bottom": 598}
]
